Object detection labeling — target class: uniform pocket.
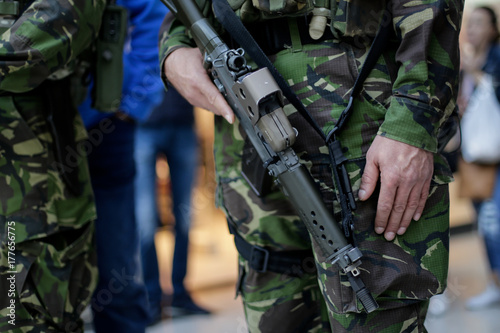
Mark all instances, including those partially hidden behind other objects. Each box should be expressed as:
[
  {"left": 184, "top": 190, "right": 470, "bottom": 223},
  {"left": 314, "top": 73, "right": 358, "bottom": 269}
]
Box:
[
  {"left": 253, "top": 0, "right": 314, "bottom": 18},
  {"left": 16, "top": 222, "right": 97, "bottom": 329},
  {"left": 227, "top": 0, "right": 246, "bottom": 9},
  {"left": 331, "top": 0, "right": 387, "bottom": 39},
  {"left": 315, "top": 156, "right": 449, "bottom": 314},
  {"left": 351, "top": 183, "right": 449, "bottom": 311},
  {"left": 0, "top": 96, "right": 46, "bottom": 159},
  {"left": 0, "top": 96, "right": 48, "bottom": 217}
]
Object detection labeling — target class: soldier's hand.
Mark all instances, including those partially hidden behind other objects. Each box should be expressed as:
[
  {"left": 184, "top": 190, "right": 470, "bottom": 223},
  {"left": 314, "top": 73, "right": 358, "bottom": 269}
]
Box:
[
  {"left": 358, "top": 136, "right": 433, "bottom": 241},
  {"left": 163, "top": 47, "right": 234, "bottom": 123}
]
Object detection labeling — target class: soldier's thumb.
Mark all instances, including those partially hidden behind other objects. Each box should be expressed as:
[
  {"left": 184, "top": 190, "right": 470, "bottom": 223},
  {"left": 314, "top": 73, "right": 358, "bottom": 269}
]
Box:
[{"left": 358, "top": 161, "right": 379, "bottom": 201}]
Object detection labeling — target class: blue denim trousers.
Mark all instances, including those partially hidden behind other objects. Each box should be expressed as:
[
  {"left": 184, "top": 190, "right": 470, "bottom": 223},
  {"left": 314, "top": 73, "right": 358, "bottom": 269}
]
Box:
[
  {"left": 134, "top": 122, "right": 198, "bottom": 319},
  {"left": 478, "top": 166, "right": 500, "bottom": 274},
  {"left": 87, "top": 117, "right": 149, "bottom": 333}
]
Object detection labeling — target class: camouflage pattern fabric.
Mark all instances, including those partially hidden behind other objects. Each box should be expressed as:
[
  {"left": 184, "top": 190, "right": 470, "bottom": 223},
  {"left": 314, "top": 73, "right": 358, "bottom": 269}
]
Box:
[
  {"left": 0, "top": 0, "right": 106, "bottom": 331},
  {"left": 249, "top": 0, "right": 312, "bottom": 13},
  {"left": 160, "top": 0, "right": 463, "bottom": 331}
]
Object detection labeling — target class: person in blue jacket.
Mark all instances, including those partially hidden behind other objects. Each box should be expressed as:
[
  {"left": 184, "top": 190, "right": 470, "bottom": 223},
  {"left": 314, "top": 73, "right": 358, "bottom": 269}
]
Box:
[{"left": 78, "top": 0, "right": 167, "bottom": 331}]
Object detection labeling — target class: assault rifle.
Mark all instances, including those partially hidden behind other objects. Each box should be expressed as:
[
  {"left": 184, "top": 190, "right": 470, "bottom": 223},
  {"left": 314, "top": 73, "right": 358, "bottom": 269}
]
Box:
[{"left": 161, "top": 0, "right": 379, "bottom": 313}]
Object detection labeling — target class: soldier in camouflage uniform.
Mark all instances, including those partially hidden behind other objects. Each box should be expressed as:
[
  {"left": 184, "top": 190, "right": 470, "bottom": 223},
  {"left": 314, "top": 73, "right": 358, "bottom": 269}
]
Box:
[
  {"left": 0, "top": 0, "right": 105, "bottom": 331},
  {"left": 160, "top": 0, "right": 463, "bottom": 332}
]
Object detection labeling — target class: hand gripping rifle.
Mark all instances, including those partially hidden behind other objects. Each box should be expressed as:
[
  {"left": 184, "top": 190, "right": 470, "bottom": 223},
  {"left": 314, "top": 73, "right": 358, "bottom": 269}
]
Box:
[{"left": 161, "top": 0, "right": 379, "bottom": 313}]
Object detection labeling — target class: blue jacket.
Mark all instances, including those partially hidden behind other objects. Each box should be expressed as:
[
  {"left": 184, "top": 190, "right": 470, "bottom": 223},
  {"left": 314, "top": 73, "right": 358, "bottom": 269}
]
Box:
[{"left": 79, "top": 0, "right": 168, "bottom": 128}]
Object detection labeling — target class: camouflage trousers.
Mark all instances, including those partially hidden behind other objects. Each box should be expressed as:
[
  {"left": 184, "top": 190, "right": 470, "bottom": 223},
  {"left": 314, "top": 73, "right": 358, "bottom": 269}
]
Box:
[
  {"left": 220, "top": 172, "right": 448, "bottom": 332},
  {"left": 0, "top": 92, "right": 98, "bottom": 332},
  {"left": 213, "top": 38, "right": 450, "bottom": 332}
]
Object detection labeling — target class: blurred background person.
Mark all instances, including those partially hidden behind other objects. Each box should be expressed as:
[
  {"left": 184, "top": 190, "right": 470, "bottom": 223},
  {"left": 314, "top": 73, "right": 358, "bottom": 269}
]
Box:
[
  {"left": 78, "top": 0, "right": 167, "bottom": 331},
  {"left": 135, "top": 83, "right": 211, "bottom": 325},
  {"left": 457, "top": 5, "right": 500, "bottom": 311}
]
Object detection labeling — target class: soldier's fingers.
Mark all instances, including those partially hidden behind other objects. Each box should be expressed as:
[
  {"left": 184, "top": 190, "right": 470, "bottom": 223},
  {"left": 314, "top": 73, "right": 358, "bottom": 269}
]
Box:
[
  {"left": 358, "top": 155, "right": 379, "bottom": 201},
  {"left": 413, "top": 180, "right": 431, "bottom": 222},
  {"left": 374, "top": 180, "right": 397, "bottom": 237},
  {"left": 163, "top": 47, "right": 234, "bottom": 122},
  {"left": 383, "top": 184, "right": 412, "bottom": 241},
  {"left": 203, "top": 87, "right": 234, "bottom": 123},
  {"left": 396, "top": 185, "right": 422, "bottom": 236}
]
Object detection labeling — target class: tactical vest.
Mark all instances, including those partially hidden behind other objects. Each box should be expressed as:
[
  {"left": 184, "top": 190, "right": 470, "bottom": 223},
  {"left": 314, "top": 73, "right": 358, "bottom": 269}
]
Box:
[{"left": 229, "top": 0, "right": 316, "bottom": 22}]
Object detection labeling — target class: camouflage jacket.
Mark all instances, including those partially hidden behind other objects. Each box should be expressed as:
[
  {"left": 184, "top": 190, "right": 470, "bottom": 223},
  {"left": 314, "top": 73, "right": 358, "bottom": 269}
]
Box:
[
  {"left": 0, "top": 0, "right": 106, "bottom": 93},
  {"left": 160, "top": 0, "right": 463, "bottom": 183},
  {"left": 0, "top": 0, "right": 106, "bottom": 242}
]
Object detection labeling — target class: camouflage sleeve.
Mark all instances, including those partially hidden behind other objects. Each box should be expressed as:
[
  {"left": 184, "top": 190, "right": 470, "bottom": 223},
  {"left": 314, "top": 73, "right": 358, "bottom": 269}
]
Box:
[
  {"left": 0, "top": 0, "right": 106, "bottom": 93},
  {"left": 158, "top": 12, "right": 196, "bottom": 87},
  {"left": 158, "top": 0, "right": 214, "bottom": 85},
  {"left": 378, "top": 0, "right": 463, "bottom": 153}
]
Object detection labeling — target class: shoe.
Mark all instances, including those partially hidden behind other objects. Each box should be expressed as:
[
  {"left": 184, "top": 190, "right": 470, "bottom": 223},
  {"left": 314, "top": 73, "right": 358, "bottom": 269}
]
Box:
[
  {"left": 81, "top": 305, "right": 94, "bottom": 330},
  {"left": 428, "top": 293, "right": 451, "bottom": 317},
  {"left": 147, "top": 309, "right": 173, "bottom": 327},
  {"left": 466, "top": 282, "right": 500, "bottom": 310},
  {"left": 171, "top": 293, "right": 211, "bottom": 317},
  {"left": 147, "top": 293, "right": 175, "bottom": 326}
]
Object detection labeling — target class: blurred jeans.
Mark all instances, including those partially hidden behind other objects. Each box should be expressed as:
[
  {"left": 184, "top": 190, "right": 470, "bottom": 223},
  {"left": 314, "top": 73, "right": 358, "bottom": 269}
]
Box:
[
  {"left": 134, "top": 122, "right": 198, "bottom": 321},
  {"left": 87, "top": 117, "right": 149, "bottom": 333},
  {"left": 479, "top": 167, "right": 500, "bottom": 273}
]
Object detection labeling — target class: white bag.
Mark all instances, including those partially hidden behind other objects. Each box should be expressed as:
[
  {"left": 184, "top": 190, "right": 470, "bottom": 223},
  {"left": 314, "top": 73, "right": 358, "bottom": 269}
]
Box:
[{"left": 461, "top": 75, "right": 500, "bottom": 164}]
